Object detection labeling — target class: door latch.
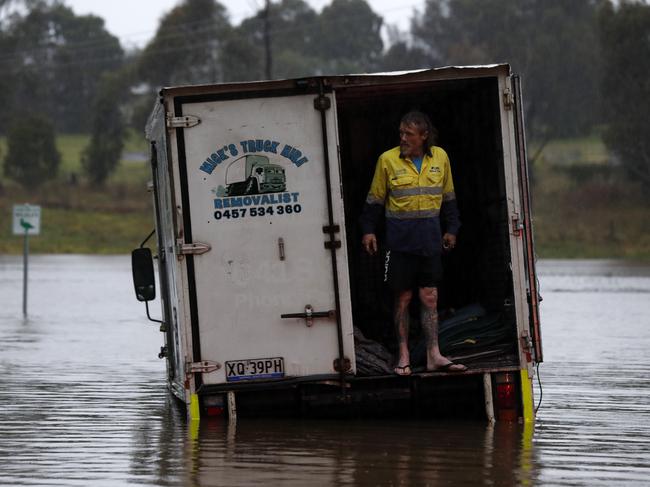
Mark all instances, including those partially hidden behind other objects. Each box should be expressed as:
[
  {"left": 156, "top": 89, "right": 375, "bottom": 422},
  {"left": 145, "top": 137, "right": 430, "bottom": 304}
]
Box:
[
  {"left": 281, "top": 304, "right": 334, "bottom": 327},
  {"left": 323, "top": 224, "right": 341, "bottom": 249}
]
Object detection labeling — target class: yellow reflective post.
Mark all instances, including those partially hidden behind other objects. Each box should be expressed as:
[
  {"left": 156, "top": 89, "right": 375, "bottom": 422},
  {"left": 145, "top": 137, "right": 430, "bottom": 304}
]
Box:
[
  {"left": 520, "top": 369, "right": 535, "bottom": 423},
  {"left": 189, "top": 393, "right": 201, "bottom": 422}
]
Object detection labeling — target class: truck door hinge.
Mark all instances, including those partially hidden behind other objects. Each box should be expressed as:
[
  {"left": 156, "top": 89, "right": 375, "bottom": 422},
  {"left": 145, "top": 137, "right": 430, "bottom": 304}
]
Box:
[
  {"left": 503, "top": 86, "right": 514, "bottom": 111},
  {"left": 511, "top": 214, "right": 524, "bottom": 237},
  {"left": 176, "top": 241, "right": 212, "bottom": 257},
  {"left": 166, "top": 114, "right": 201, "bottom": 129},
  {"left": 188, "top": 360, "right": 221, "bottom": 374}
]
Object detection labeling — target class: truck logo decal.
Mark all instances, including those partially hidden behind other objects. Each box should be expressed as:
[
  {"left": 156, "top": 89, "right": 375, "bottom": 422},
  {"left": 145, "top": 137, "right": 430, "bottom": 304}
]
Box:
[{"left": 199, "top": 139, "right": 310, "bottom": 222}]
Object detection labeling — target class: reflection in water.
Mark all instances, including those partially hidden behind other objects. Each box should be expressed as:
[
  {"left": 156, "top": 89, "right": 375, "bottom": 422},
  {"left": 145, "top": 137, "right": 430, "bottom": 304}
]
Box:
[
  {"left": 0, "top": 256, "right": 649, "bottom": 485},
  {"left": 174, "top": 419, "right": 535, "bottom": 487}
]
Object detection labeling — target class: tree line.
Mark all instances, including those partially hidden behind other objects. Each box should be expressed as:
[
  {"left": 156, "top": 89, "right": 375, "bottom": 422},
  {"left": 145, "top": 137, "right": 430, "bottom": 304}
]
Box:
[{"left": 1, "top": 0, "right": 648, "bottom": 191}]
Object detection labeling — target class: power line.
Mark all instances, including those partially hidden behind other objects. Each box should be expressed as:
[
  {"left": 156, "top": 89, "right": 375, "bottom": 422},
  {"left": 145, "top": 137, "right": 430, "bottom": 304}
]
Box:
[{"left": 0, "top": 1, "right": 424, "bottom": 68}]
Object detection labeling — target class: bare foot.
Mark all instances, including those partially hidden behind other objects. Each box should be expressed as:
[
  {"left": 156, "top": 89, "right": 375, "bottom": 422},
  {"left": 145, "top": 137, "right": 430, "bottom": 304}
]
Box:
[{"left": 394, "top": 364, "right": 412, "bottom": 376}]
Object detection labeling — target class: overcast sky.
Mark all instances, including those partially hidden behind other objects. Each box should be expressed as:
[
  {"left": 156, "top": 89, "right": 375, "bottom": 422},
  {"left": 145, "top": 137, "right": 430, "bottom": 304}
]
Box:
[{"left": 62, "top": 0, "right": 425, "bottom": 49}]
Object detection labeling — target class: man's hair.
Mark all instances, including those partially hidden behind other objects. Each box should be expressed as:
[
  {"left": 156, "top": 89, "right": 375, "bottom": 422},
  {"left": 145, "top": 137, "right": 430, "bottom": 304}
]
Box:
[{"left": 400, "top": 110, "right": 437, "bottom": 148}]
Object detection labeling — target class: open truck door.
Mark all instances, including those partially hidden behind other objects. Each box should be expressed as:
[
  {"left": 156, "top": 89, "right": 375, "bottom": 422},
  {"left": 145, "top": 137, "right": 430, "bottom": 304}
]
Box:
[
  {"left": 511, "top": 75, "right": 543, "bottom": 364},
  {"left": 169, "top": 88, "right": 355, "bottom": 390}
]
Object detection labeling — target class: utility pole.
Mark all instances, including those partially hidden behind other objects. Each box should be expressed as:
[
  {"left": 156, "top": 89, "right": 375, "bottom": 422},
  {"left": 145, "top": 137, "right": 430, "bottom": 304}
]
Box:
[{"left": 263, "top": 0, "right": 272, "bottom": 79}]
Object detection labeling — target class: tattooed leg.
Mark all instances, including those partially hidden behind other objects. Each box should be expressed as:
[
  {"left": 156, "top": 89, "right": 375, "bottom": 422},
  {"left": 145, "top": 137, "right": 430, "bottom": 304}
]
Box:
[
  {"left": 394, "top": 290, "right": 412, "bottom": 370},
  {"left": 419, "top": 287, "right": 442, "bottom": 370},
  {"left": 420, "top": 287, "right": 467, "bottom": 372}
]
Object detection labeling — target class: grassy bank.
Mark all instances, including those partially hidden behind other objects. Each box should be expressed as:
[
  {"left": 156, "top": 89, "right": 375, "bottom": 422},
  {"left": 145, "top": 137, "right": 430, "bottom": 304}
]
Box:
[
  {"left": 1, "top": 206, "right": 154, "bottom": 254},
  {"left": 1, "top": 134, "right": 648, "bottom": 259},
  {"left": 530, "top": 136, "right": 650, "bottom": 260},
  {"left": 0, "top": 132, "right": 154, "bottom": 254}
]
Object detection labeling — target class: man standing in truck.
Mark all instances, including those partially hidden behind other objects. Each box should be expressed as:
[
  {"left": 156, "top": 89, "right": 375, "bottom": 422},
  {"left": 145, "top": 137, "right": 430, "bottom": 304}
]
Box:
[{"left": 360, "top": 111, "right": 466, "bottom": 376}]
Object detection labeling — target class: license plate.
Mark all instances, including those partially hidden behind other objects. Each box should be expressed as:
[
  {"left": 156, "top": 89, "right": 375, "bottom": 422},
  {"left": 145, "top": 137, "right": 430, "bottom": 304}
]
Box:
[{"left": 225, "top": 357, "right": 285, "bottom": 382}]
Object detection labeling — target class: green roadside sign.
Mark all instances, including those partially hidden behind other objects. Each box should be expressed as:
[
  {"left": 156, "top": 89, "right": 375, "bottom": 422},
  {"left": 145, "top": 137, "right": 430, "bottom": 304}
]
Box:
[
  {"left": 12, "top": 204, "right": 41, "bottom": 236},
  {"left": 12, "top": 203, "right": 41, "bottom": 316}
]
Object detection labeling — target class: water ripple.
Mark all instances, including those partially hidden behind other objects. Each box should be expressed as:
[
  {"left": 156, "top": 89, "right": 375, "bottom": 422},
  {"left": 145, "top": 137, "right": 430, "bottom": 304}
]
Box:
[{"left": 0, "top": 256, "right": 649, "bottom": 486}]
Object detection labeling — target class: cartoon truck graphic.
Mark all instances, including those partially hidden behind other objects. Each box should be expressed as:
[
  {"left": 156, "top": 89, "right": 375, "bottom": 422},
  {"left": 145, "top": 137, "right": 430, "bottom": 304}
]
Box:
[{"left": 225, "top": 154, "right": 286, "bottom": 196}]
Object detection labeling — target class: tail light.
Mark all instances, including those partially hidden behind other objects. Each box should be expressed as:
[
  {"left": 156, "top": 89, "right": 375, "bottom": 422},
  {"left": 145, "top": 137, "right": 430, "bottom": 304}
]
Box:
[
  {"left": 206, "top": 406, "right": 225, "bottom": 417},
  {"left": 494, "top": 372, "right": 519, "bottom": 421},
  {"left": 204, "top": 394, "right": 226, "bottom": 417}
]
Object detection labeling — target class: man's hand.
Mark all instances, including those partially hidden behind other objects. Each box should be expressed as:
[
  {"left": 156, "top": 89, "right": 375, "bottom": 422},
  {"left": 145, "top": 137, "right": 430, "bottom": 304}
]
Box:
[
  {"left": 442, "top": 233, "right": 457, "bottom": 251},
  {"left": 362, "top": 234, "right": 378, "bottom": 255}
]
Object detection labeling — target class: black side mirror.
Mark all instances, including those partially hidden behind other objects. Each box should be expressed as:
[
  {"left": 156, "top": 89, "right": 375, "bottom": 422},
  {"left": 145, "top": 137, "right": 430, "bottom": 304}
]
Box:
[{"left": 132, "top": 248, "right": 155, "bottom": 302}]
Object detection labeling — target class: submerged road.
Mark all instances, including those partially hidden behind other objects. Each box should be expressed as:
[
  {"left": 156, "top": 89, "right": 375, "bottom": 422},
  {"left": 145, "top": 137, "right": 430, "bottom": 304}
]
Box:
[{"left": 0, "top": 255, "right": 649, "bottom": 486}]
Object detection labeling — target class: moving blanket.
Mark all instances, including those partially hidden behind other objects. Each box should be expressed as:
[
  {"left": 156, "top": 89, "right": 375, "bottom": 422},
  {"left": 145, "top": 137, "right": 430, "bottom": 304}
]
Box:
[
  {"left": 412, "top": 303, "right": 517, "bottom": 366},
  {"left": 354, "top": 303, "right": 517, "bottom": 375}
]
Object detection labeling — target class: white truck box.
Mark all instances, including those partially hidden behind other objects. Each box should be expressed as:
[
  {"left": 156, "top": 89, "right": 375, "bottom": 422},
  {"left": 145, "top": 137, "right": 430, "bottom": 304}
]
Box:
[{"left": 136, "top": 64, "right": 542, "bottom": 422}]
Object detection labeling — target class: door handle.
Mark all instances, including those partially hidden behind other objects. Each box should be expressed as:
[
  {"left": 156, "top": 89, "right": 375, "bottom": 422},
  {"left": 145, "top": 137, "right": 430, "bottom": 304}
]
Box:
[{"left": 281, "top": 304, "right": 334, "bottom": 327}]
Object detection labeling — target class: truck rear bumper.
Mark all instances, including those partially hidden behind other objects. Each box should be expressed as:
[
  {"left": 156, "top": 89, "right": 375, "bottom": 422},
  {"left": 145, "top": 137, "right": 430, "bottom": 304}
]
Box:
[{"left": 191, "top": 365, "right": 524, "bottom": 419}]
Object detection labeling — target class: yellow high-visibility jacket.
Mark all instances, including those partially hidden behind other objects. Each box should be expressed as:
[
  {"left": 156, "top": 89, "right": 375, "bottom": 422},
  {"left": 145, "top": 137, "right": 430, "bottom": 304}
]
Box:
[{"left": 360, "top": 145, "right": 460, "bottom": 256}]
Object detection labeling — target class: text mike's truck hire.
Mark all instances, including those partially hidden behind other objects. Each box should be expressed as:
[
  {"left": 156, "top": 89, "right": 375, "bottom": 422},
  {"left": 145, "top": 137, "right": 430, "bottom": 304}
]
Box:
[{"left": 131, "top": 65, "right": 542, "bottom": 422}]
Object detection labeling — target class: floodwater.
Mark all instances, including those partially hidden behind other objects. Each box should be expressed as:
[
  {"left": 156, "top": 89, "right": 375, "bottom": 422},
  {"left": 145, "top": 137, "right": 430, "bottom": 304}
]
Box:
[{"left": 0, "top": 255, "right": 649, "bottom": 486}]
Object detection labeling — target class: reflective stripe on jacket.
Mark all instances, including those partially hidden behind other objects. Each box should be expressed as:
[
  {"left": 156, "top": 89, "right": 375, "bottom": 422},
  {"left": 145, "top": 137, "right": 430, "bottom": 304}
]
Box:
[{"left": 360, "top": 145, "right": 460, "bottom": 256}]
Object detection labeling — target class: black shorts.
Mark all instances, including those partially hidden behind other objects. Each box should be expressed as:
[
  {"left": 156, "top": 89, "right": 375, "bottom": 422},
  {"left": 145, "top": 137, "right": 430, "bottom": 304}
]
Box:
[{"left": 384, "top": 250, "right": 442, "bottom": 292}]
